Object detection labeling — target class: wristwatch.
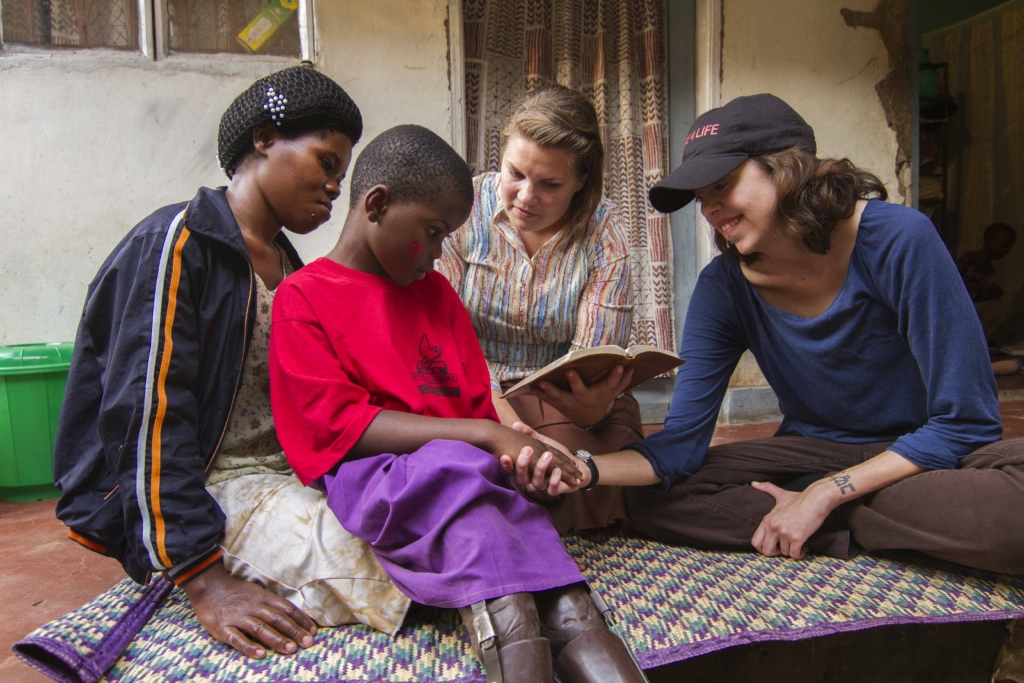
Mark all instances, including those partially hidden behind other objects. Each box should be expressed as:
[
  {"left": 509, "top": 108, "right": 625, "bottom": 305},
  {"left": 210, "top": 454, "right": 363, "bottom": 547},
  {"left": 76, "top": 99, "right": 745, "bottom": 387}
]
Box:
[{"left": 575, "top": 450, "right": 599, "bottom": 490}]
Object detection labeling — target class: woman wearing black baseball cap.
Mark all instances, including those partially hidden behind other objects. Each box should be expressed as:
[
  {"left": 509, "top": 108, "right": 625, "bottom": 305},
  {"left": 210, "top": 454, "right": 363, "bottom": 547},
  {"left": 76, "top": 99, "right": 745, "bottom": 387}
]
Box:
[{"left": 511, "top": 94, "right": 1023, "bottom": 574}]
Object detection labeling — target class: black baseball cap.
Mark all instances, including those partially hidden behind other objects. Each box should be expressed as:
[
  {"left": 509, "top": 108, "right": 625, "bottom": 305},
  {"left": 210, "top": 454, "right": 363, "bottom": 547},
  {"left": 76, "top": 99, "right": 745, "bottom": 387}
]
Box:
[{"left": 649, "top": 94, "right": 816, "bottom": 213}]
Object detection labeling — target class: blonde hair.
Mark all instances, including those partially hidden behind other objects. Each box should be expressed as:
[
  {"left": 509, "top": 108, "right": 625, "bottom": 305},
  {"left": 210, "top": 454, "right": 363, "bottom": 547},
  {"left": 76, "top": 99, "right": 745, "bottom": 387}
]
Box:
[{"left": 501, "top": 85, "right": 603, "bottom": 234}]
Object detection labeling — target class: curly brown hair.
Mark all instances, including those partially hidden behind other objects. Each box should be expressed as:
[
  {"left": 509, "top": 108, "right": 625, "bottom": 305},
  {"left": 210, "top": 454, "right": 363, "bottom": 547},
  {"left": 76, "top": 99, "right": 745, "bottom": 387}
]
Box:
[{"left": 714, "top": 146, "right": 888, "bottom": 262}]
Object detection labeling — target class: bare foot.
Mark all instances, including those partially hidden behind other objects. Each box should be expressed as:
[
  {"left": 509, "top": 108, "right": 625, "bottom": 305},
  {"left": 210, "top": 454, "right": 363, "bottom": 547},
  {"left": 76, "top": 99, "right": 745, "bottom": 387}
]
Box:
[{"left": 181, "top": 561, "right": 317, "bottom": 658}]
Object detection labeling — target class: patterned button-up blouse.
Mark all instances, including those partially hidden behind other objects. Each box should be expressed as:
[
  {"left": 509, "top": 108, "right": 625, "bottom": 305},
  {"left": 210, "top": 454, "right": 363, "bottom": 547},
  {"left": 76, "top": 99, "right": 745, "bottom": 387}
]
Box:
[{"left": 438, "top": 172, "right": 633, "bottom": 390}]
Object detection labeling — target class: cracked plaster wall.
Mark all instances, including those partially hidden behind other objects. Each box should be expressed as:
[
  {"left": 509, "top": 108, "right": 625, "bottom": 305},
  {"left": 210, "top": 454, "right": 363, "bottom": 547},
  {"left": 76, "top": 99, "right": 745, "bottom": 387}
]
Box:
[
  {"left": 720, "top": 0, "right": 906, "bottom": 206},
  {"left": 0, "top": 0, "right": 452, "bottom": 346},
  {"left": 841, "top": 0, "right": 913, "bottom": 202}
]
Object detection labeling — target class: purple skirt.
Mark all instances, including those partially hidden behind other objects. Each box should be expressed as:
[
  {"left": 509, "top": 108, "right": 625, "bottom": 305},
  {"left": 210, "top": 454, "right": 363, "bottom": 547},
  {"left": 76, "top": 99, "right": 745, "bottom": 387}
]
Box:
[{"left": 322, "top": 440, "right": 584, "bottom": 608}]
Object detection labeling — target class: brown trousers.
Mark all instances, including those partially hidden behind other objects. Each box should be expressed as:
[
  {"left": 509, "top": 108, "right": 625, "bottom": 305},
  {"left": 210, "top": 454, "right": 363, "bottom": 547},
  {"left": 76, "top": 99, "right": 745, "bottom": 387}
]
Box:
[
  {"left": 504, "top": 384, "right": 644, "bottom": 534},
  {"left": 624, "top": 436, "right": 1024, "bottom": 574}
]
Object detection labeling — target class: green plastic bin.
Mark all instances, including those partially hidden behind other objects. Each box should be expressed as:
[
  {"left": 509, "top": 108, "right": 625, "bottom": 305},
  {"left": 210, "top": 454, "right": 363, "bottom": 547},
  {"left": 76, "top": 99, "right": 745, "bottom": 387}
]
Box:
[{"left": 0, "top": 342, "right": 74, "bottom": 502}]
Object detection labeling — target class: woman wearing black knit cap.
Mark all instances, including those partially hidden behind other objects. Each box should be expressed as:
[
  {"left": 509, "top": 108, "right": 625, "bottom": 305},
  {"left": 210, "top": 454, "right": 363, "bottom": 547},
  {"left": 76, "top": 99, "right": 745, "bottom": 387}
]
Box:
[{"left": 52, "top": 66, "right": 406, "bottom": 659}]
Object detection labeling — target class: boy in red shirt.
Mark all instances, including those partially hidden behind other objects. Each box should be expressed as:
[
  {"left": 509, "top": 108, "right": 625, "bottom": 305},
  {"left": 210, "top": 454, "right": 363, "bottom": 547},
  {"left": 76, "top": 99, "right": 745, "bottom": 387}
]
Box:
[{"left": 269, "top": 125, "right": 646, "bottom": 683}]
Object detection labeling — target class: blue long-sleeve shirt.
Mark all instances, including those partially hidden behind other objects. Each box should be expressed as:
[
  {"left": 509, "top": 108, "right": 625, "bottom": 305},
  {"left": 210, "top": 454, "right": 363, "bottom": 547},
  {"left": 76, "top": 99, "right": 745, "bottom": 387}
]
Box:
[{"left": 632, "top": 200, "right": 1001, "bottom": 493}]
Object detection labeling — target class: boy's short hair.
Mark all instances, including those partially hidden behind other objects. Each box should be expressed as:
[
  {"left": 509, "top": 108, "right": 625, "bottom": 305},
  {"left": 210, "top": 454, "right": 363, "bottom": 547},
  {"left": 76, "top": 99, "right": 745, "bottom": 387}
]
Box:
[{"left": 349, "top": 124, "right": 473, "bottom": 209}]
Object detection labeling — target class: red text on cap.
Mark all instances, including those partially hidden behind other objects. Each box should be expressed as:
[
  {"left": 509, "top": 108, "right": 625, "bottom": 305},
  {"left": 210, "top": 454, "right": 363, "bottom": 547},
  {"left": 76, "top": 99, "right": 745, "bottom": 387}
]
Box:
[{"left": 685, "top": 123, "right": 720, "bottom": 145}]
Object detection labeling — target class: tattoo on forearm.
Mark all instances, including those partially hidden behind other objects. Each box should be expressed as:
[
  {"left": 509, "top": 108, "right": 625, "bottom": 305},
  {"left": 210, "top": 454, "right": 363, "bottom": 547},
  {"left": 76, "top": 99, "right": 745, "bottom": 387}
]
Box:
[{"left": 829, "top": 472, "right": 856, "bottom": 495}]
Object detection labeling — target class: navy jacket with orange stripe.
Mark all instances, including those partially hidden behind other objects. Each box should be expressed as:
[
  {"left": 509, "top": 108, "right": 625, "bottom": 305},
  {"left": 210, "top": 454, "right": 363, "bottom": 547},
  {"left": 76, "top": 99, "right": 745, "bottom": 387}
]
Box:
[{"left": 53, "top": 187, "right": 303, "bottom": 585}]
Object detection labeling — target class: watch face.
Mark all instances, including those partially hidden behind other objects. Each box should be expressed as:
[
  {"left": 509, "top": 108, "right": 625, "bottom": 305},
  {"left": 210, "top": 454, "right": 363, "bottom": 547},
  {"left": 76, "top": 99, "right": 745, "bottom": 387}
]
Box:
[{"left": 575, "top": 449, "right": 598, "bottom": 490}]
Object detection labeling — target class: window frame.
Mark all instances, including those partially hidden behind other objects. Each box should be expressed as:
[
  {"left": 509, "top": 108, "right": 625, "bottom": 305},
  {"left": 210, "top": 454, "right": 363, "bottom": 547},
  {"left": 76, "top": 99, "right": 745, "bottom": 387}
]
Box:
[
  {"left": 0, "top": 0, "right": 315, "bottom": 63},
  {"left": 446, "top": 0, "right": 465, "bottom": 158}
]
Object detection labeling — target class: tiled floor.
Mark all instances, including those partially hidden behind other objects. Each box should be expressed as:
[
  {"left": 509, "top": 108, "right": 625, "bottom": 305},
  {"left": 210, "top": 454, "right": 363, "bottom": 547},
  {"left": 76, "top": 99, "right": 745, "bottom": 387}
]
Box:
[
  {"left": 0, "top": 498, "right": 125, "bottom": 682},
  {"left": 4, "top": 403, "right": 1023, "bottom": 683},
  {"left": 1000, "top": 399, "right": 1024, "bottom": 438}
]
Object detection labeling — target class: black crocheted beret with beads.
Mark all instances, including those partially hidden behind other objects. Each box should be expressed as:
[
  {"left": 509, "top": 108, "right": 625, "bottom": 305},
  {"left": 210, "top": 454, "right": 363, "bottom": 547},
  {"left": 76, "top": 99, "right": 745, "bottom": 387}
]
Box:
[{"left": 217, "top": 65, "right": 363, "bottom": 178}]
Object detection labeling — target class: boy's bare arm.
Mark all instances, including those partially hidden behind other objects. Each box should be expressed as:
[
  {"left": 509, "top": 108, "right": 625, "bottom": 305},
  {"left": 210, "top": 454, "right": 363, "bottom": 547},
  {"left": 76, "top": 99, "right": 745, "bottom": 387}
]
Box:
[{"left": 349, "top": 411, "right": 583, "bottom": 484}]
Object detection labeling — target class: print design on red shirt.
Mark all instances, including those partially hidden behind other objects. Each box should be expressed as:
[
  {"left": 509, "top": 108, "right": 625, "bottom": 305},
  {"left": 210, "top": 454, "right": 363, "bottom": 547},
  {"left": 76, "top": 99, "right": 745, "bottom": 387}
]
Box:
[{"left": 411, "top": 335, "right": 461, "bottom": 397}]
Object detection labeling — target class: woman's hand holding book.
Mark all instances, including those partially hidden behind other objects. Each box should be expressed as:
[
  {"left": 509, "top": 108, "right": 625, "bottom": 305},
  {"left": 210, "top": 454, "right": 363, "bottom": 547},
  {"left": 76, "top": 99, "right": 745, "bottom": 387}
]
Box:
[{"left": 529, "top": 365, "right": 634, "bottom": 428}]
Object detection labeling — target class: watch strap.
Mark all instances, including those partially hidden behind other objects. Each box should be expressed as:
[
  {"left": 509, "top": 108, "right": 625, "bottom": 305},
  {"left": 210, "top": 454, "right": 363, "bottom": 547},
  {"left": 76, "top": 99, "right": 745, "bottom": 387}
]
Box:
[{"left": 577, "top": 453, "right": 599, "bottom": 490}]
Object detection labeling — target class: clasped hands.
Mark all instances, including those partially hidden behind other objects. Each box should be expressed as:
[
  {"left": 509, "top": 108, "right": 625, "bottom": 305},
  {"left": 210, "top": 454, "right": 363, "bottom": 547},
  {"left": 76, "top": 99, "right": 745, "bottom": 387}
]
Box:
[
  {"left": 493, "top": 366, "right": 631, "bottom": 498},
  {"left": 494, "top": 423, "right": 587, "bottom": 498}
]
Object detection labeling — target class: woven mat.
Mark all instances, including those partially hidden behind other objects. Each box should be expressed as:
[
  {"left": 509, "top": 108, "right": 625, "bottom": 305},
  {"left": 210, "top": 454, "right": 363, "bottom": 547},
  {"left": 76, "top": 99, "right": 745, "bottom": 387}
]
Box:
[{"left": 16, "top": 530, "right": 1024, "bottom": 682}]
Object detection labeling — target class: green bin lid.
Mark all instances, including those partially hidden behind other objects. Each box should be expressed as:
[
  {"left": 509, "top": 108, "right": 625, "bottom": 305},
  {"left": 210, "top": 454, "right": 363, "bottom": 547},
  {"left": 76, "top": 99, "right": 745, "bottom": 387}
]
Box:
[{"left": 0, "top": 342, "right": 75, "bottom": 375}]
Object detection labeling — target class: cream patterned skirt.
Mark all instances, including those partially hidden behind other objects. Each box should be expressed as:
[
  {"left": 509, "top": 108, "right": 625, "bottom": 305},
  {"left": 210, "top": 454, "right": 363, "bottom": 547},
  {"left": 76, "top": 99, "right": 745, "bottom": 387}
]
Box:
[{"left": 207, "top": 473, "right": 411, "bottom": 636}]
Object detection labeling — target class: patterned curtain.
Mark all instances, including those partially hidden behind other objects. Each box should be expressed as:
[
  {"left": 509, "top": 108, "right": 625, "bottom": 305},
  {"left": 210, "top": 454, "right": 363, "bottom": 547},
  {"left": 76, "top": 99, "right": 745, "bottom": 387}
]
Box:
[
  {"left": 923, "top": 1, "right": 1024, "bottom": 344},
  {"left": 463, "top": 0, "right": 675, "bottom": 353}
]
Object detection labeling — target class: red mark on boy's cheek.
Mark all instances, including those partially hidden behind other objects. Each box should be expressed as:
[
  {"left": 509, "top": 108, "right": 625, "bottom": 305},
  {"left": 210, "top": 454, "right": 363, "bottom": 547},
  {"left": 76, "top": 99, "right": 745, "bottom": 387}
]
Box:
[{"left": 408, "top": 241, "right": 424, "bottom": 257}]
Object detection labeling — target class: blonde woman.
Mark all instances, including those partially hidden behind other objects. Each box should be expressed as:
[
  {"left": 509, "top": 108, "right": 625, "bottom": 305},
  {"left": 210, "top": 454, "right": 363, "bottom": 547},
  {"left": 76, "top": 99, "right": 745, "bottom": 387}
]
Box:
[{"left": 439, "top": 85, "right": 640, "bottom": 532}]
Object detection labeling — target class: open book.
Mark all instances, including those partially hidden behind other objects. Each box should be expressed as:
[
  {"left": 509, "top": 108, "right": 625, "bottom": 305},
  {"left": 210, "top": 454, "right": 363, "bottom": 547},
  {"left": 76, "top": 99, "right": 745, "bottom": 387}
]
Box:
[{"left": 500, "top": 345, "right": 685, "bottom": 399}]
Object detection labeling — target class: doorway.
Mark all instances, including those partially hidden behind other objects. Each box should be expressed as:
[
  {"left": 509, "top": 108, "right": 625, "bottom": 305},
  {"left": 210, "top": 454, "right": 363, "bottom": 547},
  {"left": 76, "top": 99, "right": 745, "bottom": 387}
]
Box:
[{"left": 918, "top": 0, "right": 1024, "bottom": 373}]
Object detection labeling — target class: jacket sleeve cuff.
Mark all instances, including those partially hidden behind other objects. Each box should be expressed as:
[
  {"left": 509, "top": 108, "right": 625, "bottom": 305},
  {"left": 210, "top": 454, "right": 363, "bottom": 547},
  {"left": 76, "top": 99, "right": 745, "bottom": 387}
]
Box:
[
  {"left": 166, "top": 547, "right": 223, "bottom": 586},
  {"left": 67, "top": 529, "right": 114, "bottom": 556}
]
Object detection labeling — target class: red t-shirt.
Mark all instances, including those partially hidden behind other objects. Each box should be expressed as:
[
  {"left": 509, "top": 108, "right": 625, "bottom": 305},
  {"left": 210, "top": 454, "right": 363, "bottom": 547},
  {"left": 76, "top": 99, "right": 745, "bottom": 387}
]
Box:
[{"left": 269, "top": 258, "right": 499, "bottom": 485}]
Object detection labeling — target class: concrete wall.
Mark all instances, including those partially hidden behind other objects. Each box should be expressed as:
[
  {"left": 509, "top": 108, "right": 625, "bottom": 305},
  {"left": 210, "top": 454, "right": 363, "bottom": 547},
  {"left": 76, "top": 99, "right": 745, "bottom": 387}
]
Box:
[
  {"left": 0, "top": 0, "right": 453, "bottom": 346},
  {"left": 721, "top": 0, "right": 904, "bottom": 203}
]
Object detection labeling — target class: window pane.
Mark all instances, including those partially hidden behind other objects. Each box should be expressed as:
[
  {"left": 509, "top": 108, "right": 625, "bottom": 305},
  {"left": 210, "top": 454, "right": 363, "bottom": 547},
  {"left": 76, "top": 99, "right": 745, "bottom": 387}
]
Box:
[
  {"left": 2, "top": 0, "right": 139, "bottom": 48},
  {"left": 167, "top": 0, "right": 299, "bottom": 56}
]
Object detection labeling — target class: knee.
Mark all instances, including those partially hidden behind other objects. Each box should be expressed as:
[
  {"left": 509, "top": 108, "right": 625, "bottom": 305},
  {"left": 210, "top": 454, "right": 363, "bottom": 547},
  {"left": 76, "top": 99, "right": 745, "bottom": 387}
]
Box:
[
  {"left": 623, "top": 487, "right": 678, "bottom": 539},
  {"left": 623, "top": 486, "right": 657, "bottom": 521},
  {"left": 624, "top": 480, "right": 693, "bottom": 517},
  {"left": 967, "top": 438, "right": 1024, "bottom": 463},
  {"left": 979, "top": 545, "right": 1024, "bottom": 575},
  {"left": 987, "top": 515, "right": 1024, "bottom": 574}
]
